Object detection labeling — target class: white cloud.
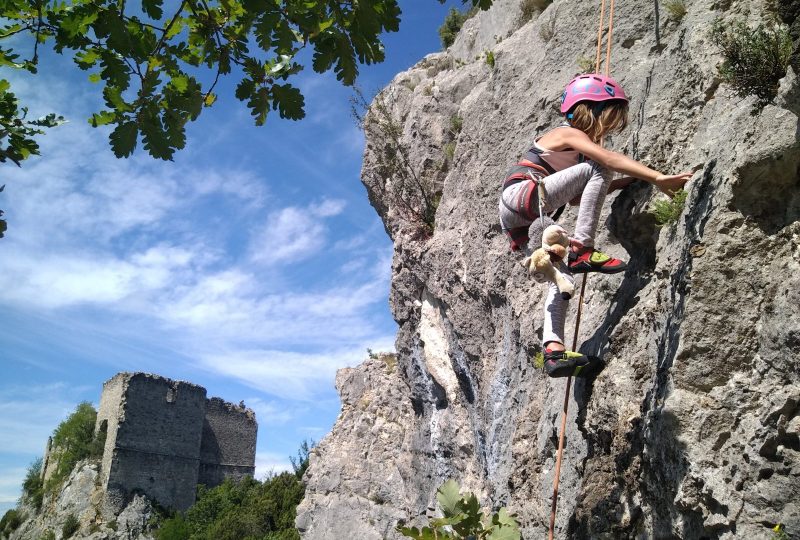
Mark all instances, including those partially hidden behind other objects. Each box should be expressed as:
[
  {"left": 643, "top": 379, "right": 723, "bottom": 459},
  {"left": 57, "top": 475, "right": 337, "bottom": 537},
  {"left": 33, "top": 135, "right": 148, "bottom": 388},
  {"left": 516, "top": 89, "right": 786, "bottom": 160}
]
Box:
[
  {"left": 249, "top": 207, "right": 325, "bottom": 265},
  {"left": 244, "top": 398, "right": 307, "bottom": 427},
  {"left": 198, "top": 345, "right": 380, "bottom": 401},
  {"left": 255, "top": 452, "right": 293, "bottom": 479},
  {"left": 248, "top": 199, "right": 345, "bottom": 265}
]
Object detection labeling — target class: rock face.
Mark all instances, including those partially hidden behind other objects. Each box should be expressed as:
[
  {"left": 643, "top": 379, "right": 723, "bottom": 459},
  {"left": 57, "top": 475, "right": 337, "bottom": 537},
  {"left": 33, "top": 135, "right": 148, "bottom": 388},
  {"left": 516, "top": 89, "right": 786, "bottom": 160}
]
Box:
[
  {"left": 10, "top": 461, "right": 155, "bottom": 540},
  {"left": 297, "top": 0, "right": 800, "bottom": 538}
]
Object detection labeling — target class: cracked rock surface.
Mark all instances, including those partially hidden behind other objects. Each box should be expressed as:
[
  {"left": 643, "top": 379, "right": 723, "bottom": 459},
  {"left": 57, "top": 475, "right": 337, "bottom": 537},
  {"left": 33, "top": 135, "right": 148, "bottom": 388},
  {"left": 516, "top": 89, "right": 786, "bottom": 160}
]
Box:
[{"left": 297, "top": 0, "right": 800, "bottom": 538}]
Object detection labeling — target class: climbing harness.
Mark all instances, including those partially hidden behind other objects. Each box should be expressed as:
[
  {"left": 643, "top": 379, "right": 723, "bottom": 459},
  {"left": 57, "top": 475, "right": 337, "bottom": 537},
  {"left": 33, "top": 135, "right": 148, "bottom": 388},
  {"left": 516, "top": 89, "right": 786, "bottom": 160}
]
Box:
[
  {"left": 500, "top": 134, "right": 575, "bottom": 251},
  {"left": 548, "top": 0, "right": 618, "bottom": 538}
]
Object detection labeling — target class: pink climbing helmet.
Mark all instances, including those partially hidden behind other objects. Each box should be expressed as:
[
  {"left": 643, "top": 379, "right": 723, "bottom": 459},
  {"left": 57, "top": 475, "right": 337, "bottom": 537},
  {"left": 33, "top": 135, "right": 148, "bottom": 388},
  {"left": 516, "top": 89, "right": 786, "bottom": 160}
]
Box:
[{"left": 560, "top": 73, "right": 629, "bottom": 115}]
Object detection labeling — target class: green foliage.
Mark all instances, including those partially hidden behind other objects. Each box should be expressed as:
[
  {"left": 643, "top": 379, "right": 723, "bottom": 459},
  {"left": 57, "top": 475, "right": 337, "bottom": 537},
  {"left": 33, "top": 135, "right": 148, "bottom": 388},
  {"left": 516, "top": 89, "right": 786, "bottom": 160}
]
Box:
[
  {"left": 650, "top": 189, "right": 687, "bottom": 227},
  {"left": 352, "top": 87, "right": 441, "bottom": 235},
  {"left": 484, "top": 50, "right": 495, "bottom": 69},
  {"left": 397, "top": 480, "right": 520, "bottom": 540},
  {"left": 710, "top": 19, "right": 792, "bottom": 107},
  {"left": 22, "top": 457, "right": 44, "bottom": 512},
  {"left": 39, "top": 530, "right": 56, "bottom": 540},
  {"left": 773, "top": 524, "right": 789, "bottom": 540},
  {"left": 0, "top": 81, "right": 64, "bottom": 167},
  {"left": 156, "top": 474, "right": 305, "bottom": 540},
  {"left": 0, "top": 509, "right": 25, "bottom": 537},
  {"left": 289, "top": 439, "right": 312, "bottom": 480},
  {"left": 663, "top": 0, "right": 688, "bottom": 21},
  {"left": 45, "top": 402, "right": 103, "bottom": 494},
  {"left": 61, "top": 514, "right": 80, "bottom": 539},
  {"left": 0, "top": 83, "right": 64, "bottom": 238},
  {"left": 0, "top": 0, "right": 405, "bottom": 160},
  {"left": 154, "top": 514, "right": 190, "bottom": 540},
  {"left": 438, "top": 7, "right": 477, "bottom": 49}
]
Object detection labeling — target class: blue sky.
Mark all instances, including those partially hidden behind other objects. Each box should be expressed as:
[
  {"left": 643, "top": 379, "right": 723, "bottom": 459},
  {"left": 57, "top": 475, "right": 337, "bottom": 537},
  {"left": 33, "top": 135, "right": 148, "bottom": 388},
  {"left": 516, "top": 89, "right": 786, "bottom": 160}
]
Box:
[{"left": 0, "top": 0, "right": 466, "bottom": 515}]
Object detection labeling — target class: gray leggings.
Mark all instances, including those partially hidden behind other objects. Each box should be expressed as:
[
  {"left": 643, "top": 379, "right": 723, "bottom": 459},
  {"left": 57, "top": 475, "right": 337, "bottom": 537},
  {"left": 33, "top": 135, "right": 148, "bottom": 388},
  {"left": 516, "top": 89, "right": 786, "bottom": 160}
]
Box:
[{"left": 539, "top": 161, "right": 612, "bottom": 346}]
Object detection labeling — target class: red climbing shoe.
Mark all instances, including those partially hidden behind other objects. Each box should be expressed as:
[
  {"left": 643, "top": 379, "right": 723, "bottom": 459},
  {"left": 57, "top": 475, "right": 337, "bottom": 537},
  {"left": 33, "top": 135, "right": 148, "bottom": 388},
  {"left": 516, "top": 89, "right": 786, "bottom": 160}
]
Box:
[{"left": 568, "top": 247, "right": 627, "bottom": 274}]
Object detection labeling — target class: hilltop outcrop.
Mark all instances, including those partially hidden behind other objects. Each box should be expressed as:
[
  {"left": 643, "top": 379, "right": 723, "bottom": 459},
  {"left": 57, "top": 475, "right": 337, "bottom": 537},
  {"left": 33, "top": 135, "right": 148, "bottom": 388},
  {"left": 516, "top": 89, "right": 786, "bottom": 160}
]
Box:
[{"left": 297, "top": 0, "right": 800, "bottom": 538}]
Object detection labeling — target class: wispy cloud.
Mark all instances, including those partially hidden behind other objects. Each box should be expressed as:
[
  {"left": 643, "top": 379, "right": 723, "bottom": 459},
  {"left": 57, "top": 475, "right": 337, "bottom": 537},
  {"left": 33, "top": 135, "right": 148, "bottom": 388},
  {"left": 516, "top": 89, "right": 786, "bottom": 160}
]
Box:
[
  {"left": 248, "top": 199, "right": 346, "bottom": 265},
  {"left": 0, "top": 383, "right": 88, "bottom": 455}
]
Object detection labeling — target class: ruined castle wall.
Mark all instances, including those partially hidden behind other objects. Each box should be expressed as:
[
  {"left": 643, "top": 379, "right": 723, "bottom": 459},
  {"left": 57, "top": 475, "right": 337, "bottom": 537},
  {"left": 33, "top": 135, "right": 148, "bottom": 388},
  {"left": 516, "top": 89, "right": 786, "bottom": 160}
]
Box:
[
  {"left": 103, "top": 373, "right": 207, "bottom": 513},
  {"left": 96, "top": 373, "right": 126, "bottom": 488},
  {"left": 198, "top": 397, "right": 258, "bottom": 487}
]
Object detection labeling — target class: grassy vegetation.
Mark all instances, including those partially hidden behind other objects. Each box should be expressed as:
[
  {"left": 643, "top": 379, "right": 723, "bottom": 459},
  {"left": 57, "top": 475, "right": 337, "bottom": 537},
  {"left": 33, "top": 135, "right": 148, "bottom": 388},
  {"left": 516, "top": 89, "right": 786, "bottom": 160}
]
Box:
[
  {"left": 577, "top": 55, "right": 595, "bottom": 73},
  {"left": 710, "top": 19, "right": 792, "bottom": 107},
  {"left": 61, "top": 514, "right": 80, "bottom": 539},
  {"left": 663, "top": 0, "right": 687, "bottom": 21},
  {"left": 650, "top": 189, "right": 687, "bottom": 227},
  {"left": 485, "top": 50, "right": 496, "bottom": 69}
]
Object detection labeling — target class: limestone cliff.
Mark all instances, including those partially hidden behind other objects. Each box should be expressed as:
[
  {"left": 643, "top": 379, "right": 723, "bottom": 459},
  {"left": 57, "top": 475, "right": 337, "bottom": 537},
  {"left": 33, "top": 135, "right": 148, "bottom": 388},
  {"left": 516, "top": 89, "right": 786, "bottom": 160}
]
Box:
[{"left": 297, "top": 0, "right": 800, "bottom": 538}]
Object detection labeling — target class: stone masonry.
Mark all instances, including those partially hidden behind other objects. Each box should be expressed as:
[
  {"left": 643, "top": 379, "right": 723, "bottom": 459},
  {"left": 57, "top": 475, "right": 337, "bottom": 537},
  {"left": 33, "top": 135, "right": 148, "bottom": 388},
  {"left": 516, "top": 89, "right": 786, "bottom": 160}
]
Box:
[{"left": 95, "top": 372, "right": 257, "bottom": 514}]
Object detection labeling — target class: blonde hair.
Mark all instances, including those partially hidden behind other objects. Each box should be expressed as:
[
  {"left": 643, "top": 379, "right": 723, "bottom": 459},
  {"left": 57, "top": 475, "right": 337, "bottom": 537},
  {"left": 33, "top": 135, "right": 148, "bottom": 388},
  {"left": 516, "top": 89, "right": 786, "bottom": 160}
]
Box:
[{"left": 568, "top": 101, "right": 629, "bottom": 143}]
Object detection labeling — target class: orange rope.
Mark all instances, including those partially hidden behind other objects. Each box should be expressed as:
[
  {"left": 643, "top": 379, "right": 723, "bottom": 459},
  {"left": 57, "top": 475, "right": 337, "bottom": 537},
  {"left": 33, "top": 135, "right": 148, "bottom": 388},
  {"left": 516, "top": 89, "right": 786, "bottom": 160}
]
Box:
[
  {"left": 594, "top": 0, "right": 607, "bottom": 73},
  {"left": 604, "top": 0, "right": 616, "bottom": 75},
  {"left": 548, "top": 275, "right": 588, "bottom": 540},
  {"left": 549, "top": 0, "right": 618, "bottom": 536}
]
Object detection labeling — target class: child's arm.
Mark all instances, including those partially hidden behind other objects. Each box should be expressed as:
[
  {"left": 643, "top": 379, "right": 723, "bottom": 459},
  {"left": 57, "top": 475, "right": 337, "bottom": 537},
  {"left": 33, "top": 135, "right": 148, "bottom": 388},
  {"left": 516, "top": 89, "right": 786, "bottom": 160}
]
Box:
[
  {"left": 608, "top": 176, "right": 636, "bottom": 192},
  {"left": 559, "top": 129, "right": 692, "bottom": 196}
]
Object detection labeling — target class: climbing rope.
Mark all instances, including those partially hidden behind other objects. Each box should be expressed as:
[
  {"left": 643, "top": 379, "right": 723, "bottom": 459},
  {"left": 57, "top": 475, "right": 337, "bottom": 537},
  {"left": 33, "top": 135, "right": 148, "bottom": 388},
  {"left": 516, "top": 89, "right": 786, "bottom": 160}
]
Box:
[{"left": 549, "top": 0, "right": 616, "bottom": 538}]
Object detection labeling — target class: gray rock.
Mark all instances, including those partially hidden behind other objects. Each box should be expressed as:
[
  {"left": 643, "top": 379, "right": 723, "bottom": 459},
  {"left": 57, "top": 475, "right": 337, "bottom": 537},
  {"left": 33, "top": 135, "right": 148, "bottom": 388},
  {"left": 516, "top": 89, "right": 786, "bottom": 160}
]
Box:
[{"left": 298, "top": 0, "right": 800, "bottom": 538}]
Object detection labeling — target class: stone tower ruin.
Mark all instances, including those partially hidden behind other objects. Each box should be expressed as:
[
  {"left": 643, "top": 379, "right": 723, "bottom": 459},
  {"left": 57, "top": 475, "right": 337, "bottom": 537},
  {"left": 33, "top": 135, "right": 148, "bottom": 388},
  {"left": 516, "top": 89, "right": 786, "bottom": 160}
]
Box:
[{"left": 95, "top": 372, "right": 257, "bottom": 513}]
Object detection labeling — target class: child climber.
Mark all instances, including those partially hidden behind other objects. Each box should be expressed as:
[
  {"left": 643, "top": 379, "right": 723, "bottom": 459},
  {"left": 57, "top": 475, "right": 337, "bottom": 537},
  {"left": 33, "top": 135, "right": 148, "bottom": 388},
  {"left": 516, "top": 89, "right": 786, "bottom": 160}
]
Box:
[{"left": 499, "top": 74, "right": 692, "bottom": 378}]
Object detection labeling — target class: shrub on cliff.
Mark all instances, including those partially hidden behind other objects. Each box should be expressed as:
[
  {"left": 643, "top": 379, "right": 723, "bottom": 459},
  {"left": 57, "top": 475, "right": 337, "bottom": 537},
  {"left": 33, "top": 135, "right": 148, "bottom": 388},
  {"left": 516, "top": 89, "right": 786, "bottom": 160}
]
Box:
[
  {"left": 0, "top": 509, "right": 25, "bottom": 538},
  {"left": 439, "top": 7, "right": 478, "bottom": 49},
  {"left": 21, "top": 457, "right": 44, "bottom": 511},
  {"left": 710, "top": 19, "right": 792, "bottom": 107},
  {"left": 45, "top": 402, "right": 104, "bottom": 493},
  {"left": 61, "top": 514, "right": 80, "bottom": 538}
]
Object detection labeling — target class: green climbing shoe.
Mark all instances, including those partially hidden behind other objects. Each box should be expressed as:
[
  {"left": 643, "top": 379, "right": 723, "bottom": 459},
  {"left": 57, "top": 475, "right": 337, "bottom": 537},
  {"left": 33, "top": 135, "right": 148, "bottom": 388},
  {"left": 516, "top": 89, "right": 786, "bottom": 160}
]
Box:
[{"left": 543, "top": 350, "right": 606, "bottom": 378}]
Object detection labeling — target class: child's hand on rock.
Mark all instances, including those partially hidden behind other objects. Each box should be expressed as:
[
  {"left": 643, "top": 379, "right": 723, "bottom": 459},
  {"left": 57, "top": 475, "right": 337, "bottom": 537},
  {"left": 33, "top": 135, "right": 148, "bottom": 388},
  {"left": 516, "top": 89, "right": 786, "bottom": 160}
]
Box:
[{"left": 656, "top": 171, "right": 693, "bottom": 197}]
